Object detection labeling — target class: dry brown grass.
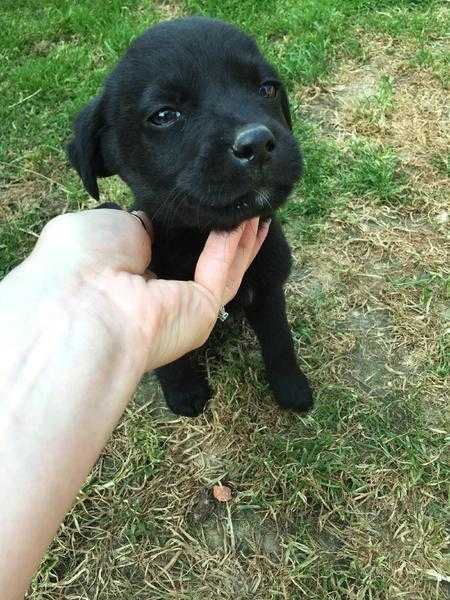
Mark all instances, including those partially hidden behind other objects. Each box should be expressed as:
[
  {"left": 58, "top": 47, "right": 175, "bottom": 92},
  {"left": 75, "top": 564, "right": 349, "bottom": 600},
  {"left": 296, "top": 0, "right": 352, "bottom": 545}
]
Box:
[
  {"left": 153, "top": 0, "right": 185, "bottom": 20},
  {"left": 288, "top": 197, "right": 449, "bottom": 399},
  {"left": 0, "top": 167, "right": 76, "bottom": 273},
  {"left": 299, "top": 34, "right": 450, "bottom": 199},
  {"left": 0, "top": 178, "right": 46, "bottom": 220}
]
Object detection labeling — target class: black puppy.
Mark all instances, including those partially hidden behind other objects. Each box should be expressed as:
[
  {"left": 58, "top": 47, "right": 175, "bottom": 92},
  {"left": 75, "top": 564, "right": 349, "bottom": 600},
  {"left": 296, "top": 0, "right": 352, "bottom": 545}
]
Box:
[{"left": 68, "top": 17, "right": 313, "bottom": 417}]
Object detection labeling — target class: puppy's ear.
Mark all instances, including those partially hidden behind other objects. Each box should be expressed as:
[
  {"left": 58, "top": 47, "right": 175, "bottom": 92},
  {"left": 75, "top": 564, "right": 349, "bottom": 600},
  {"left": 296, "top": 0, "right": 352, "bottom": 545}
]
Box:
[
  {"left": 280, "top": 87, "right": 293, "bottom": 130},
  {"left": 67, "top": 96, "right": 114, "bottom": 200}
]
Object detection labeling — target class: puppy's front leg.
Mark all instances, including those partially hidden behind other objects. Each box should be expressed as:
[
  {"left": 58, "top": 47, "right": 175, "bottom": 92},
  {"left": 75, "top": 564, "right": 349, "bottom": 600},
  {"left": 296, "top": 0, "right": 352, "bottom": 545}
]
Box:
[
  {"left": 245, "top": 287, "right": 313, "bottom": 411},
  {"left": 155, "top": 353, "right": 211, "bottom": 417}
]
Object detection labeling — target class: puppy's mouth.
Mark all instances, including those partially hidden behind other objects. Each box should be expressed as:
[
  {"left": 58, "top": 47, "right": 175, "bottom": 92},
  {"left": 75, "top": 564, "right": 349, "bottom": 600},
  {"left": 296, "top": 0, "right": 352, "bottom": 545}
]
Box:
[
  {"left": 173, "top": 189, "right": 275, "bottom": 231},
  {"left": 163, "top": 184, "right": 291, "bottom": 231},
  {"left": 193, "top": 189, "right": 276, "bottom": 230},
  {"left": 215, "top": 189, "right": 273, "bottom": 215},
  {"left": 228, "top": 190, "right": 272, "bottom": 212}
]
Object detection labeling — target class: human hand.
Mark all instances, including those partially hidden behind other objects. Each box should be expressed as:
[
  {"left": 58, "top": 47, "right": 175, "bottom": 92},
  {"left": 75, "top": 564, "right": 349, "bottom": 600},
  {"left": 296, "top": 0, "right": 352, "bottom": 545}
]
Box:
[
  {"left": 0, "top": 207, "right": 270, "bottom": 599},
  {"left": 29, "top": 208, "right": 270, "bottom": 372}
]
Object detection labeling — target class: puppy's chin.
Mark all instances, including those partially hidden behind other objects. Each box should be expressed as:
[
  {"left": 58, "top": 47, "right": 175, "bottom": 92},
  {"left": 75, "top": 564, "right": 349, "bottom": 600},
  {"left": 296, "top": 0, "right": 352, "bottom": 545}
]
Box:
[{"left": 172, "top": 187, "right": 288, "bottom": 231}]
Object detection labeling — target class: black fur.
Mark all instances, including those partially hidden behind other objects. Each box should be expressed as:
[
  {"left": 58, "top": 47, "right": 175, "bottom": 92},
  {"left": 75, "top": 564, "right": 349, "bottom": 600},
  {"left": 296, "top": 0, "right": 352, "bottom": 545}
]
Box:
[{"left": 68, "top": 17, "right": 313, "bottom": 416}]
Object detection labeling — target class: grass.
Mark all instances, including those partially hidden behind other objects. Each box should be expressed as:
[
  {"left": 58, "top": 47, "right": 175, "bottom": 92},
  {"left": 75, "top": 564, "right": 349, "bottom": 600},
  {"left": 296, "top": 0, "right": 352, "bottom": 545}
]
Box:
[{"left": 1, "top": 0, "right": 449, "bottom": 598}]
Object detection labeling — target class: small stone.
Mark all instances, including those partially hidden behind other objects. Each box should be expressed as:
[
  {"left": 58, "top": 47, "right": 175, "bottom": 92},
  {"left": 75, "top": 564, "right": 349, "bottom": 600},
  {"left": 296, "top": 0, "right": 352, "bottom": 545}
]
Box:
[
  {"left": 435, "top": 211, "right": 448, "bottom": 224},
  {"left": 213, "top": 485, "right": 232, "bottom": 502}
]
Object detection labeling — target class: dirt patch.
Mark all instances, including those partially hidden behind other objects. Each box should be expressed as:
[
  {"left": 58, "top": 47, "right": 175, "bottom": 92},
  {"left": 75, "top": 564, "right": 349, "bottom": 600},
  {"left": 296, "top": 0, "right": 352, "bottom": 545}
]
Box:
[
  {"left": 299, "top": 35, "right": 450, "bottom": 193},
  {"left": 0, "top": 177, "right": 48, "bottom": 219},
  {"left": 201, "top": 511, "right": 282, "bottom": 557},
  {"left": 31, "top": 35, "right": 80, "bottom": 57},
  {"left": 0, "top": 171, "right": 73, "bottom": 276},
  {"left": 340, "top": 307, "right": 405, "bottom": 397},
  {"left": 287, "top": 198, "right": 448, "bottom": 404},
  {"left": 153, "top": 0, "right": 185, "bottom": 20}
]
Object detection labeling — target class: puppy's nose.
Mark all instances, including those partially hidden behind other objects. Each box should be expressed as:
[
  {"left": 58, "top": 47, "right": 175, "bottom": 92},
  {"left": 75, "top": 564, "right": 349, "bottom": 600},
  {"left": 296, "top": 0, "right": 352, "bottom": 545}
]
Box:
[{"left": 232, "top": 124, "right": 275, "bottom": 166}]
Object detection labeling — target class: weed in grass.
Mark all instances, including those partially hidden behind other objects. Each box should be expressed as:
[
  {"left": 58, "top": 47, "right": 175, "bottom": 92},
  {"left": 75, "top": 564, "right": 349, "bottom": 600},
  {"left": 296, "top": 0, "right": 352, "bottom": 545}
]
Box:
[{"left": 341, "top": 141, "right": 405, "bottom": 204}]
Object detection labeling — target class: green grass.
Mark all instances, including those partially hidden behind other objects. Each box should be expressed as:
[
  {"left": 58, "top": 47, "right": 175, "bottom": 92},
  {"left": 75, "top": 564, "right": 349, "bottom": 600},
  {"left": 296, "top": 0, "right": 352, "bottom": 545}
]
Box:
[{"left": 1, "top": 0, "right": 449, "bottom": 598}]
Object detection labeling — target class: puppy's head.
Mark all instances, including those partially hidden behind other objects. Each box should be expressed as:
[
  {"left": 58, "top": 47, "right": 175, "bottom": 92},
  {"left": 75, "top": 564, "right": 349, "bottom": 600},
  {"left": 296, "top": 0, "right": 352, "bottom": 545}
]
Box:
[{"left": 68, "top": 17, "right": 303, "bottom": 230}]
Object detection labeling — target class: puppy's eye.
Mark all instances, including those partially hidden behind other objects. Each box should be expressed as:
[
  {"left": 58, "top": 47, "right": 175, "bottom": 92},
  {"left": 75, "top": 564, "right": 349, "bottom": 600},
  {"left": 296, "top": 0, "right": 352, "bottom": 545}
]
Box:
[
  {"left": 259, "top": 83, "right": 278, "bottom": 98},
  {"left": 149, "top": 108, "right": 181, "bottom": 127}
]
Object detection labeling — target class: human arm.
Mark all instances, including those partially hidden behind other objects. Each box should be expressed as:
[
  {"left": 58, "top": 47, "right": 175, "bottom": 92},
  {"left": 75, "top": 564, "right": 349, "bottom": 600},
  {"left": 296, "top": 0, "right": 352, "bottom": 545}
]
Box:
[{"left": 0, "top": 209, "right": 269, "bottom": 599}]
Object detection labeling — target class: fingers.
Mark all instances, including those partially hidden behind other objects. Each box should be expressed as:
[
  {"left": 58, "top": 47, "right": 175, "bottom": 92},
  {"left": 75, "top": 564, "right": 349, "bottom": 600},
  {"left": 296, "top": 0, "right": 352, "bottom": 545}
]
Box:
[
  {"left": 252, "top": 218, "right": 271, "bottom": 262},
  {"left": 220, "top": 218, "right": 264, "bottom": 305},
  {"left": 194, "top": 222, "right": 247, "bottom": 303},
  {"left": 194, "top": 217, "right": 270, "bottom": 307},
  {"left": 221, "top": 218, "right": 259, "bottom": 300},
  {"left": 233, "top": 217, "right": 270, "bottom": 269}
]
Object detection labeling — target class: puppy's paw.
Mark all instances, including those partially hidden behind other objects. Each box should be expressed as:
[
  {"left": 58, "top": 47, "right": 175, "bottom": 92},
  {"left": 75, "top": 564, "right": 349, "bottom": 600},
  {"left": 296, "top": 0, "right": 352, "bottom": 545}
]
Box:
[
  {"left": 164, "top": 381, "right": 212, "bottom": 417},
  {"left": 269, "top": 372, "right": 313, "bottom": 412}
]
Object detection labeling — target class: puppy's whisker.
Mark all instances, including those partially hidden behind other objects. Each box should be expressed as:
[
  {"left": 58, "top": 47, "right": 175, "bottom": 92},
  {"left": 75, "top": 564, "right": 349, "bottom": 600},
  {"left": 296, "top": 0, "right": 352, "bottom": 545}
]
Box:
[
  {"left": 150, "top": 185, "right": 185, "bottom": 231},
  {"left": 256, "top": 189, "right": 271, "bottom": 209},
  {"left": 167, "top": 190, "right": 188, "bottom": 231},
  {"left": 161, "top": 189, "right": 182, "bottom": 230},
  {"left": 150, "top": 191, "right": 176, "bottom": 225}
]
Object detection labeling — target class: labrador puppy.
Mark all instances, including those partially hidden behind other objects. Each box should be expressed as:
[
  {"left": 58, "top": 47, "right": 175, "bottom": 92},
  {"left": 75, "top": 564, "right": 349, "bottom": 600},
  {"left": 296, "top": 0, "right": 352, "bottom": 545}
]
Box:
[{"left": 68, "top": 17, "right": 313, "bottom": 417}]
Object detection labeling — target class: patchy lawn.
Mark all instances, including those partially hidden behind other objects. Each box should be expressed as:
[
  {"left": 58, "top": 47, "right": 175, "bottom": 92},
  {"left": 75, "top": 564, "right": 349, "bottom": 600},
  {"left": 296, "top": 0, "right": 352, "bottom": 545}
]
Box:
[{"left": 1, "top": 0, "right": 449, "bottom": 598}]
